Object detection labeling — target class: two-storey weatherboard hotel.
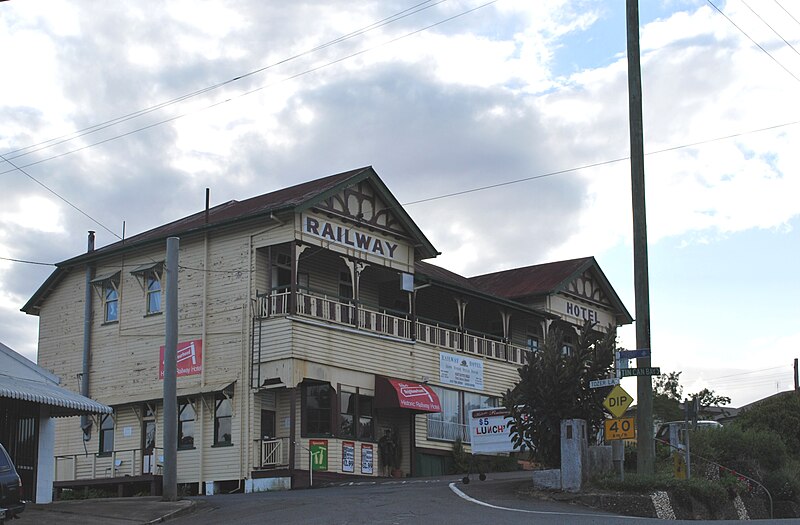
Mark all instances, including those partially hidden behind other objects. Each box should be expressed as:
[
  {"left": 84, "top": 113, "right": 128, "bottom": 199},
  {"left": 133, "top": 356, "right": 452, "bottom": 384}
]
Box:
[{"left": 23, "top": 166, "right": 631, "bottom": 495}]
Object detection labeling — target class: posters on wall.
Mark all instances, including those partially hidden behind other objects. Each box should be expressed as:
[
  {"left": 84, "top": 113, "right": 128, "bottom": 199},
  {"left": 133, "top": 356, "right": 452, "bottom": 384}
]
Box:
[
  {"left": 361, "top": 444, "right": 373, "bottom": 474},
  {"left": 309, "top": 439, "right": 328, "bottom": 471},
  {"left": 439, "top": 352, "right": 484, "bottom": 389},
  {"left": 342, "top": 441, "right": 355, "bottom": 473}
]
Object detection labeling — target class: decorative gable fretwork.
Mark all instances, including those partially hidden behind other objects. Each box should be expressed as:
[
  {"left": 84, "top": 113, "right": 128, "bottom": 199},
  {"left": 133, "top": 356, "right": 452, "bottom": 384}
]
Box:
[
  {"left": 314, "top": 181, "right": 405, "bottom": 237},
  {"left": 566, "top": 270, "right": 611, "bottom": 307}
]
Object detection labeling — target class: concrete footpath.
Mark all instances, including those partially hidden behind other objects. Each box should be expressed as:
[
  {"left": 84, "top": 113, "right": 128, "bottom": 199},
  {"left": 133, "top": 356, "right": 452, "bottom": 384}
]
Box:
[{"left": 14, "top": 496, "right": 194, "bottom": 525}]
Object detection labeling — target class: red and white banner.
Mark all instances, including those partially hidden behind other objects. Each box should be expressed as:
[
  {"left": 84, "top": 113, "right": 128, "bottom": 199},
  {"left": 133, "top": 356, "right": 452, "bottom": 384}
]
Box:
[{"left": 159, "top": 339, "right": 203, "bottom": 379}]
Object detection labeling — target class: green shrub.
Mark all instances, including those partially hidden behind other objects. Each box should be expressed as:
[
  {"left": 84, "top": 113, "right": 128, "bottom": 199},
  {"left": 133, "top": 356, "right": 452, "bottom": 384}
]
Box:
[{"left": 736, "top": 393, "right": 800, "bottom": 455}]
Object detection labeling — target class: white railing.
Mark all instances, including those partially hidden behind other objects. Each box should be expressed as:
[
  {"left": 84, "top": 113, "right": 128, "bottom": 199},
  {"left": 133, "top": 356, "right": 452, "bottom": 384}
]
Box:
[
  {"left": 256, "top": 438, "right": 289, "bottom": 469},
  {"left": 254, "top": 290, "right": 530, "bottom": 366},
  {"left": 427, "top": 419, "right": 471, "bottom": 443},
  {"left": 54, "top": 447, "right": 163, "bottom": 481}
]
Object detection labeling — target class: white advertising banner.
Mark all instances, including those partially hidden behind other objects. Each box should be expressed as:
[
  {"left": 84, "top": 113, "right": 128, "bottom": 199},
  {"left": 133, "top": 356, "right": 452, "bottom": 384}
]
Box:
[
  {"left": 439, "top": 352, "right": 484, "bottom": 390},
  {"left": 468, "top": 408, "right": 516, "bottom": 454}
]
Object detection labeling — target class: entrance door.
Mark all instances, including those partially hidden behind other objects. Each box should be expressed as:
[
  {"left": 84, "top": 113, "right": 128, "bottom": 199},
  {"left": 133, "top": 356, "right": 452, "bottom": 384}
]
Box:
[
  {"left": 142, "top": 417, "right": 156, "bottom": 474},
  {"left": 261, "top": 410, "right": 276, "bottom": 439}
]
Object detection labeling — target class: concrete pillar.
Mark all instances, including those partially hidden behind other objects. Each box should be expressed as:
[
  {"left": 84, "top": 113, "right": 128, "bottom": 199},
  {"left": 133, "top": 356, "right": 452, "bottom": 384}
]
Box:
[
  {"left": 560, "top": 419, "right": 588, "bottom": 492},
  {"left": 36, "top": 407, "right": 55, "bottom": 504}
]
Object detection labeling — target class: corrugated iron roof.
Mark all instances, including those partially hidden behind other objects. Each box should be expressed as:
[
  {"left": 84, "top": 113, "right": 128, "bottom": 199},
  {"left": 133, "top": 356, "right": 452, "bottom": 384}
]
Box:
[
  {"left": 23, "top": 166, "right": 439, "bottom": 315},
  {"left": 63, "top": 167, "right": 370, "bottom": 265},
  {"left": 0, "top": 373, "right": 112, "bottom": 417},
  {"left": 468, "top": 257, "right": 594, "bottom": 299}
]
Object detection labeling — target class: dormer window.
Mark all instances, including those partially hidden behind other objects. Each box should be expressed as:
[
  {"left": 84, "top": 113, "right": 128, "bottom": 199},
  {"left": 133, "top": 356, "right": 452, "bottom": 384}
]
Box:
[
  {"left": 91, "top": 271, "right": 121, "bottom": 324},
  {"left": 131, "top": 262, "right": 164, "bottom": 316}
]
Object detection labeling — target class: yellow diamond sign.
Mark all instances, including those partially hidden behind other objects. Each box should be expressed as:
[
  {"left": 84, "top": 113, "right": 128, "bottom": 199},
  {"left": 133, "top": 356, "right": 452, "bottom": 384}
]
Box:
[{"left": 603, "top": 385, "right": 632, "bottom": 418}]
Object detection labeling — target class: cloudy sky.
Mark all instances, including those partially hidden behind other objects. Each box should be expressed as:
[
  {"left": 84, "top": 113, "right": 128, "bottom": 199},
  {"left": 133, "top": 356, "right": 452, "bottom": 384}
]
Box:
[{"left": 2, "top": 0, "right": 798, "bottom": 406}]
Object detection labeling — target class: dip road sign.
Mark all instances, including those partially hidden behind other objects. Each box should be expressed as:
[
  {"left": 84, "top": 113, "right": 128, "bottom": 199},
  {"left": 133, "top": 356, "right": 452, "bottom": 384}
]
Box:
[{"left": 603, "top": 385, "right": 633, "bottom": 418}]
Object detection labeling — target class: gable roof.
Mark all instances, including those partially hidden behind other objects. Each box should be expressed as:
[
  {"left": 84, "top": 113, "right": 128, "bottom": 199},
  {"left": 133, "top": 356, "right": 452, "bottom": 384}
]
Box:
[
  {"left": 469, "top": 257, "right": 633, "bottom": 324},
  {"left": 23, "top": 166, "right": 438, "bottom": 315}
]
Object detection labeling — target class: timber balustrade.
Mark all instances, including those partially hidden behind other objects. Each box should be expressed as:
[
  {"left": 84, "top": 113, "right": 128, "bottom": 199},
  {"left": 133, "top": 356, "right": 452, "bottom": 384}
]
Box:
[
  {"left": 54, "top": 447, "right": 164, "bottom": 481},
  {"left": 254, "top": 289, "right": 530, "bottom": 366},
  {"left": 253, "top": 437, "right": 290, "bottom": 469}
]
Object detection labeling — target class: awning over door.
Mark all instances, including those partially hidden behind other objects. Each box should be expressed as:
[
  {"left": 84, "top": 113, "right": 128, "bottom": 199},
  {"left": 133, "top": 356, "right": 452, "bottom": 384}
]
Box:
[{"left": 374, "top": 376, "right": 441, "bottom": 413}]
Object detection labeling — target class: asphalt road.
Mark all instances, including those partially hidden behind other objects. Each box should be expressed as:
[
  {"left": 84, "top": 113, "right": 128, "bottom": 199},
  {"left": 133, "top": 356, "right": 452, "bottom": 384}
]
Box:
[
  {"left": 14, "top": 472, "right": 800, "bottom": 524},
  {"left": 168, "top": 471, "right": 796, "bottom": 525}
]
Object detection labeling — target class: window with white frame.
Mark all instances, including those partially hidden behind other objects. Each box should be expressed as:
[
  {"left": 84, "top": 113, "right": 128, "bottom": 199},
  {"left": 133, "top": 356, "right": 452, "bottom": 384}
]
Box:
[
  {"left": 130, "top": 263, "right": 163, "bottom": 316},
  {"left": 146, "top": 272, "right": 162, "bottom": 314},
  {"left": 103, "top": 282, "right": 119, "bottom": 323},
  {"left": 427, "top": 387, "right": 497, "bottom": 443}
]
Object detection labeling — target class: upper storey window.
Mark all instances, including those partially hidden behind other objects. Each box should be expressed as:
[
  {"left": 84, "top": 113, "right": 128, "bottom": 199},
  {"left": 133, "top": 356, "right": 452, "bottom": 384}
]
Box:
[
  {"left": 91, "top": 271, "right": 121, "bottom": 324},
  {"left": 131, "top": 262, "right": 164, "bottom": 316},
  {"left": 104, "top": 285, "right": 119, "bottom": 322}
]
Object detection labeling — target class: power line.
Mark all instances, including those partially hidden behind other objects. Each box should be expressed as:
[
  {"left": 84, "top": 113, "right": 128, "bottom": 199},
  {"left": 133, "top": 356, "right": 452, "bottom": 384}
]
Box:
[
  {"left": 0, "top": 256, "right": 54, "bottom": 266},
  {"left": 0, "top": 153, "right": 121, "bottom": 239},
  {"left": 0, "top": 1, "right": 498, "bottom": 178},
  {"left": 2, "top": 0, "right": 447, "bottom": 163},
  {"left": 741, "top": 0, "right": 800, "bottom": 58},
  {"left": 3, "top": 117, "right": 800, "bottom": 268},
  {"left": 707, "top": 0, "right": 800, "bottom": 83},
  {"left": 703, "top": 365, "right": 788, "bottom": 381},
  {"left": 402, "top": 119, "right": 800, "bottom": 207},
  {"left": 774, "top": 0, "right": 800, "bottom": 28}
]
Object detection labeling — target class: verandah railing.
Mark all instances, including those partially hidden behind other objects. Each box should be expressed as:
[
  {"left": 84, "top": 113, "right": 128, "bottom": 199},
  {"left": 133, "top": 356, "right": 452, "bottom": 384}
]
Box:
[
  {"left": 54, "top": 447, "right": 164, "bottom": 481},
  {"left": 254, "top": 289, "right": 529, "bottom": 366}
]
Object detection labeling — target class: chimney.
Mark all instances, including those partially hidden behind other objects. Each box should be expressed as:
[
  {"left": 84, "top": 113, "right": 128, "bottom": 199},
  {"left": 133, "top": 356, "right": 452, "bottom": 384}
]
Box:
[{"left": 87, "top": 231, "right": 95, "bottom": 253}]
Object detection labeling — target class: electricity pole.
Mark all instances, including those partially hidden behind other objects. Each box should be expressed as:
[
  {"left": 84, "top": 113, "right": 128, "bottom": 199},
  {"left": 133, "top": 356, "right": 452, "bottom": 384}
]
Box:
[
  {"left": 626, "top": 0, "right": 655, "bottom": 475},
  {"left": 163, "top": 237, "right": 179, "bottom": 501}
]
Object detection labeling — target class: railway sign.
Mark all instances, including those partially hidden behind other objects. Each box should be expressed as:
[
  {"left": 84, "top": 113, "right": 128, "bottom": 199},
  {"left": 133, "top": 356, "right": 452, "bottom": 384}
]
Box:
[
  {"left": 603, "top": 385, "right": 633, "bottom": 418},
  {"left": 604, "top": 417, "right": 636, "bottom": 441},
  {"left": 618, "top": 367, "right": 661, "bottom": 378}
]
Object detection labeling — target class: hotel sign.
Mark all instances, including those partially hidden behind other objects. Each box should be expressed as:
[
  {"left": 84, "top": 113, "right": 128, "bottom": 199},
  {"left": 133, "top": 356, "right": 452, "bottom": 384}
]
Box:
[
  {"left": 159, "top": 339, "right": 203, "bottom": 379},
  {"left": 439, "top": 352, "right": 484, "bottom": 390}
]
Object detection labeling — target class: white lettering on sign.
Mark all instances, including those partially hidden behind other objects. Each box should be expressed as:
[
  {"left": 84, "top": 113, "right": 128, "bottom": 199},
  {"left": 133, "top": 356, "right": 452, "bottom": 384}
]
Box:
[
  {"left": 303, "top": 215, "right": 399, "bottom": 259},
  {"left": 566, "top": 301, "right": 599, "bottom": 323}
]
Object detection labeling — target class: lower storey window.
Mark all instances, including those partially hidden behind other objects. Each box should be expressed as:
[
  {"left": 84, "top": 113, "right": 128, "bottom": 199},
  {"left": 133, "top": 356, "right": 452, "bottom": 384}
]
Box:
[
  {"left": 339, "top": 388, "right": 374, "bottom": 441},
  {"left": 178, "top": 400, "right": 195, "bottom": 448},
  {"left": 302, "top": 382, "right": 333, "bottom": 436},
  {"left": 214, "top": 396, "right": 232, "bottom": 445},
  {"left": 427, "top": 387, "right": 497, "bottom": 443}
]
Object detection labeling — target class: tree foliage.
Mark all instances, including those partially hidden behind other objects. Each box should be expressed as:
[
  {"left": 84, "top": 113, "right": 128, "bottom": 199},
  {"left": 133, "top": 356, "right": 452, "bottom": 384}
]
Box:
[
  {"left": 653, "top": 371, "right": 684, "bottom": 422},
  {"left": 689, "top": 387, "right": 732, "bottom": 419},
  {"left": 503, "top": 321, "right": 616, "bottom": 467}
]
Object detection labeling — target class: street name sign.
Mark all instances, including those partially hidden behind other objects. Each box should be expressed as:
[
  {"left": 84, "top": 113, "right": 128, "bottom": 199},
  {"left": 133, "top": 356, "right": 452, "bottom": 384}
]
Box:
[
  {"left": 604, "top": 417, "right": 636, "bottom": 441},
  {"left": 617, "top": 348, "right": 650, "bottom": 360},
  {"left": 619, "top": 367, "right": 661, "bottom": 378},
  {"left": 589, "top": 378, "right": 620, "bottom": 389},
  {"left": 603, "top": 385, "right": 633, "bottom": 418}
]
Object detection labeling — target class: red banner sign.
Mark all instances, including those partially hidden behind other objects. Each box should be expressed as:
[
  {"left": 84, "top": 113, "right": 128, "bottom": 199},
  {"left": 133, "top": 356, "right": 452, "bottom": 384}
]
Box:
[{"left": 159, "top": 339, "right": 203, "bottom": 379}]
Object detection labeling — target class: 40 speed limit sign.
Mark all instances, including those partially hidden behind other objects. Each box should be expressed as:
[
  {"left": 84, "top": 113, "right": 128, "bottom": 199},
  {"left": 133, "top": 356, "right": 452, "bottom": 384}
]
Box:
[{"left": 604, "top": 417, "right": 635, "bottom": 441}]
